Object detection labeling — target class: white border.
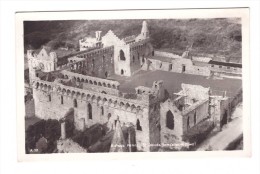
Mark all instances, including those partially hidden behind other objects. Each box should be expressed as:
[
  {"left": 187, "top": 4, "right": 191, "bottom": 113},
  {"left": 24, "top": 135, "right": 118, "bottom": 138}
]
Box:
[
  {"left": 16, "top": 8, "right": 250, "bottom": 162},
  {"left": 1, "top": 1, "right": 259, "bottom": 174}
]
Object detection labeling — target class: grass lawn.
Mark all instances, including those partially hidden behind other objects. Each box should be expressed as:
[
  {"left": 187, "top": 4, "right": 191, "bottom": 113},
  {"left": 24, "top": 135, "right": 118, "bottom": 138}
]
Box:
[{"left": 117, "top": 70, "right": 242, "bottom": 98}]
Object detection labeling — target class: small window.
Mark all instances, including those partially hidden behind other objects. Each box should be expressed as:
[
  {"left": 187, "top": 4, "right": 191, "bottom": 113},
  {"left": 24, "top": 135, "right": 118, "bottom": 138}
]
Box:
[
  {"left": 169, "top": 64, "right": 172, "bottom": 70},
  {"left": 88, "top": 103, "right": 92, "bottom": 119},
  {"left": 101, "top": 106, "right": 104, "bottom": 116},
  {"left": 73, "top": 99, "right": 77, "bottom": 108},
  {"left": 61, "top": 96, "right": 63, "bottom": 104},
  {"left": 219, "top": 65, "right": 222, "bottom": 68},
  {"left": 48, "top": 95, "right": 51, "bottom": 102},
  {"left": 136, "top": 119, "right": 142, "bottom": 131},
  {"left": 211, "top": 65, "right": 214, "bottom": 67},
  {"left": 194, "top": 112, "right": 197, "bottom": 124}
]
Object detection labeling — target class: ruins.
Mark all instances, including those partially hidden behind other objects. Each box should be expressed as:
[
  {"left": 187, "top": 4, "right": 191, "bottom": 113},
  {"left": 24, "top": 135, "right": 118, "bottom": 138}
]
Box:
[{"left": 26, "top": 21, "right": 242, "bottom": 152}]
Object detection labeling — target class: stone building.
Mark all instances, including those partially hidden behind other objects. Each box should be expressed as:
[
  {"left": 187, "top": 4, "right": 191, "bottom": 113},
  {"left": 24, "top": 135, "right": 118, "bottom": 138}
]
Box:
[
  {"left": 79, "top": 31, "right": 102, "bottom": 51},
  {"left": 26, "top": 21, "right": 242, "bottom": 152}
]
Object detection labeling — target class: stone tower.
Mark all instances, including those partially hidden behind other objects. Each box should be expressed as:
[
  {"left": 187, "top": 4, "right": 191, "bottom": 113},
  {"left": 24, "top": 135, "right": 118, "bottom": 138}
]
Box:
[{"left": 141, "top": 21, "right": 149, "bottom": 39}]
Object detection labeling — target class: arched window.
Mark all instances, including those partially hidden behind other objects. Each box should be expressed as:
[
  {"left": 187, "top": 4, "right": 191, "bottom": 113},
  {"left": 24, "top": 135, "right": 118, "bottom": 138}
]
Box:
[
  {"left": 194, "top": 112, "right": 197, "bottom": 124},
  {"left": 73, "top": 99, "right": 77, "bottom": 108},
  {"left": 119, "top": 50, "right": 126, "bottom": 61},
  {"left": 88, "top": 103, "right": 92, "bottom": 119},
  {"left": 101, "top": 106, "right": 104, "bottom": 116},
  {"left": 61, "top": 96, "right": 63, "bottom": 104},
  {"left": 136, "top": 119, "right": 142, "bottom": 131},
  {"left": 166, "top": 110, "right": 174, "bottom": 130}
]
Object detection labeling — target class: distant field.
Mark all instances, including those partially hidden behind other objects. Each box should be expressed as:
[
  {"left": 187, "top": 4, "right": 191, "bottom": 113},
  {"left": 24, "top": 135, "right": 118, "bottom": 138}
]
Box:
[{"left": 24, "top": 18, "right": 241, "bottom": 61}]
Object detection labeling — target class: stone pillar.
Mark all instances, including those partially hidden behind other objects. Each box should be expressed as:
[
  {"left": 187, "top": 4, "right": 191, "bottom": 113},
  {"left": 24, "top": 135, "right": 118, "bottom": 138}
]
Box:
[
  {"left": 128, "top": 130, "right": 132, "bottom": 152},
  {"left": 61, "top": 121, "right": 66, "bottom": 140}
]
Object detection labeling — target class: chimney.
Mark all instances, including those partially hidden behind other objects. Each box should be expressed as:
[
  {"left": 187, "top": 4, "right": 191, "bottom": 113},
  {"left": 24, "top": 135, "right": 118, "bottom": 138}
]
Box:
[{"left": 95, "top": 31, "right": 102, "bottom": 41}]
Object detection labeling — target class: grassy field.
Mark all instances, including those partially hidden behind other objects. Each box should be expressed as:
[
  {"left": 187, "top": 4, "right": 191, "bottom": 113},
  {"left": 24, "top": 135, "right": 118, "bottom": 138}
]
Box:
[{"left": 118, "top": 70, "right": 242, "bottom": 97}]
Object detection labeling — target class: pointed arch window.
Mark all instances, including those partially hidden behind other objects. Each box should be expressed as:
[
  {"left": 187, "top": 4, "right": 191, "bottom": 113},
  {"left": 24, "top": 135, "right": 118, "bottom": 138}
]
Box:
[
  {"left": 88, "top": 103, "right": 92, "bottom": 119},
  {"left": 166, "top": 110, "right": 174, "bottom": 130},
  {"left": 136, "top": 119, "right": 142, "bottom": 131},
  {"left": 119, "top": 50, "right": 126, "bottom": 61}
]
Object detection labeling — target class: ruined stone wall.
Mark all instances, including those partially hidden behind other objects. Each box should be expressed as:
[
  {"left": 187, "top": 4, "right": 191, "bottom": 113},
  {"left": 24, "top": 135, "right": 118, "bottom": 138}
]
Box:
[
  {"left": 147, "top": 57, "right": 210, "bottom": 76},
  {"left": 114, "top": 44, "right": 131, "bottom": 76},
  {"left": 32, "top": 78, "right": 151, "bottom": 151},
  {"left": 27, "top": 49, "right": 57, "bottom": 74},
  {"left": 172, "top": 58, "right": 210, "bottom": 76},
  {"left": 126, "top": 39, "right": 152, "bottom": 76},
  {"left": 160, "top": 99, "right": 184, "bottom": 144},
  {"left": 33, "top": 88, "right": 74, "bottom": 120},
  {"left": 76, "top": 46, "right": 114, "bottom": 78},
  {"left": 148, "top": 101, "right": 161, "bottom": 151},
  {"left": 147, "top": 59, "right": 168, "bottom": 71},
  {"left": 113, "top": 39, "right": 152, "bottom": 77},
  {"left": 209, "top": 65, "right": 242, "bottom": 75},
  {"left": 182, "top": 99, "right": 209, "bottom": 134},
  {"left": 209, "top": 96, "right": 231, "bottom": 130}
]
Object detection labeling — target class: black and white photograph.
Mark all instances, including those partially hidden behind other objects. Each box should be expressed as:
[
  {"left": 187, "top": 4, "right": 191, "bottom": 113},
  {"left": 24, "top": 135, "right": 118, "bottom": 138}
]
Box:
[{"left": 16, "top": 8, "right": 250, "bottom": 158}]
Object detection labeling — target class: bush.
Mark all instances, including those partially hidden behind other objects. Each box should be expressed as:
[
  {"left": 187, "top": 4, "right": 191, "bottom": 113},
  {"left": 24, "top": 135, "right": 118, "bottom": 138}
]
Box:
[{"left": 25, "top": 119, "right": 75, "bottom": 154}]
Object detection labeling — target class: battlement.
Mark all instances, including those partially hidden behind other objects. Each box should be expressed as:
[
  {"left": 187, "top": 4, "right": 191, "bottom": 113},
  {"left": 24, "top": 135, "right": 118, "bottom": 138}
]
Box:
[
  {"left": 32, "top": 79, "right": 149, "bottom": 114},
  {"left": 129, "top": 38, "right": 150, "bottom": 48},
  {"left": 77, "top": 46, "right": 114, "bottom": 58},
  {"left": 135, "top": 86, "right": 153, "bottom": 95}
]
